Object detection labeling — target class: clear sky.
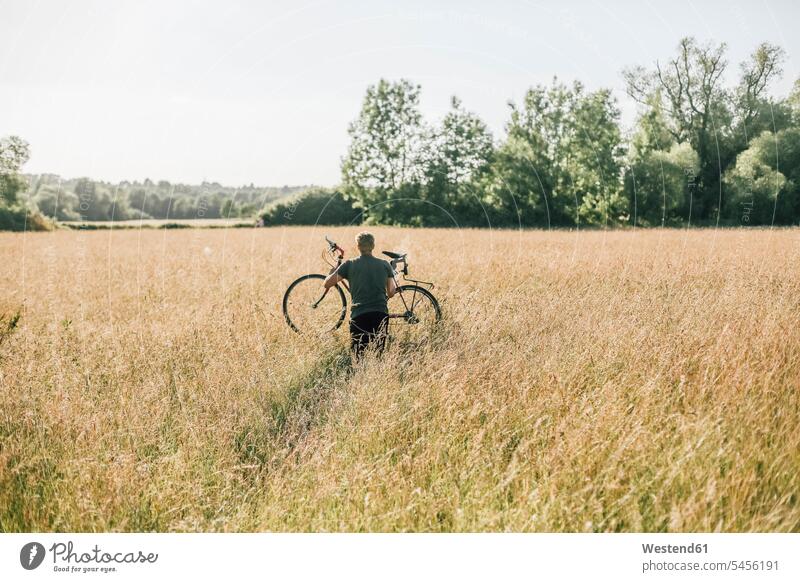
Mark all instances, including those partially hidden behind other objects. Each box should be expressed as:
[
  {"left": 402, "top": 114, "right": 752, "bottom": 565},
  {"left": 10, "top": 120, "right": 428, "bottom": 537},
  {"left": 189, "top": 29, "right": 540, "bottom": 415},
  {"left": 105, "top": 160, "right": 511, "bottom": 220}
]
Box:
[{"left": 2, "top": 0, "right": 797, "bottom": 187}]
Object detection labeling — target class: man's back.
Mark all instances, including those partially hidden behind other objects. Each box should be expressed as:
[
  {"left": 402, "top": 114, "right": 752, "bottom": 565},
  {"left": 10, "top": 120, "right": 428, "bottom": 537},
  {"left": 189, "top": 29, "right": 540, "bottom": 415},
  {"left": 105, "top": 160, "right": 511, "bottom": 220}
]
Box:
[{"left": 337, "top": 254, "right": 394, "bottom": 318}]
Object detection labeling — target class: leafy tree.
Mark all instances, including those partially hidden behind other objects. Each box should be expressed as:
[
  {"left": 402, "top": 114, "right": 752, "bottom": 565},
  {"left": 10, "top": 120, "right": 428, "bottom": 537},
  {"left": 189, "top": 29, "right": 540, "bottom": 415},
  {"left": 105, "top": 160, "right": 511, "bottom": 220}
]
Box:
[
  {"left": 483, "top": 135, "right": 545, "bottom": 226},
  {"left": 488, "top": 80, "right": 625, "bottom": 227},
  {"left": 0, "top": 136, "right": 50, "bottom": 231},
  {"left": 33, "top": 186, "right": 81, "bottom": 221},
  {"left": 341, "top": 79, "right": 428, "bottom": 222},
  {"left": 421, "top": 97, "right": 495, "bottom": 226},
  {"left": 734, "top": 43, "right": 787, "bottom": 129},
  {"left": 0, "top": 136, "right": 31, "bottom": 205},
  {"left": 170, "top": 198, "right": 195, "bottom": 219},
  {"left": 629, "top": 92, "right": 676, "bottom": 155},
  {"left": 570, "top": 86, "right": 627, "bottom": 224},
  {"left": 789, "top": 79, "right": 800, "bottom": 124},
  {"left": 724, "top": 128, "right": 800, "bottom": 225},
  {"left": 624, "top": 38, "right": 784, "bottom": 221},
  {"left": 624, "top": 96, "right": 699, "bottom": 226},
  {"left": 431, "top": 97, "right": 494, "bottom": 186},
  {"left": 625, "top": 142, "right": 699, "bottom": 226}
]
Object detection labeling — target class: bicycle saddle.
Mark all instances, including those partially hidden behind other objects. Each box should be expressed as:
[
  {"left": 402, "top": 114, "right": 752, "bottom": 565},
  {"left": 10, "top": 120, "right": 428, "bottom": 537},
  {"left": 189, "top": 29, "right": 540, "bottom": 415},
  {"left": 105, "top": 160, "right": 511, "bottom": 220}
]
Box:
[{"left": 382, "top": 250, "right": 406, "bottom": 260}]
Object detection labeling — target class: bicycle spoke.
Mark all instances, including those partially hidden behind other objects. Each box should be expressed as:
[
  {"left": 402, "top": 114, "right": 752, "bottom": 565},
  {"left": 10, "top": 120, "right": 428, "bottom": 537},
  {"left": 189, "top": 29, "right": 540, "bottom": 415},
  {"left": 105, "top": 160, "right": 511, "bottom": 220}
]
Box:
[
  {"left": 387, "top": 285, "right": 440, "bottom": 343},
  {"left": 409, "top": 287, "right": 419, "bottom": 311}
]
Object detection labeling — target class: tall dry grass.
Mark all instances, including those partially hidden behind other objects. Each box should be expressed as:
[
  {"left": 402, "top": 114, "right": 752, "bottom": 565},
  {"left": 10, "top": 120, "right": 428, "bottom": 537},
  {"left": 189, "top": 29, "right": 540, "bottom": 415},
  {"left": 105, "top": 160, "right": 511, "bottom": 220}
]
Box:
[{"left": 0, "top": 226, "right": 798, "bottom": 532}]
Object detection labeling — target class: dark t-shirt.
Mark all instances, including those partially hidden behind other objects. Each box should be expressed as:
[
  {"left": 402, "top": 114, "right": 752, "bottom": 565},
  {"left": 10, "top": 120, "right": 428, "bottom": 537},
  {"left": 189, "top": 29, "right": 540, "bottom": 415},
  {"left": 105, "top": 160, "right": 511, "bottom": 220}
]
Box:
[{"left": 336, "top": 254, "right": 394, "bottom": 319}]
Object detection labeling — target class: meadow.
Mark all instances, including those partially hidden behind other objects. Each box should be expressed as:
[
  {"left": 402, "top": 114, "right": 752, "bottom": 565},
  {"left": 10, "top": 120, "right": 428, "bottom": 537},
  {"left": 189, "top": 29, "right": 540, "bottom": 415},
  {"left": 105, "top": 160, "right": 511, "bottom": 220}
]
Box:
[{"left": 1, "top": 226, "right": 798, "bottom": 532}]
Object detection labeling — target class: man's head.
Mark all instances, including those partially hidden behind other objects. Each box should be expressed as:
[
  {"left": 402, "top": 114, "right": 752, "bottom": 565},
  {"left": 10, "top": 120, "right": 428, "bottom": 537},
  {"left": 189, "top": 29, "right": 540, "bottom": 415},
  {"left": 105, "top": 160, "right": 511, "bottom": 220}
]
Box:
[{"left": 356, "top": 231, "right": 375, "bottom": 255}]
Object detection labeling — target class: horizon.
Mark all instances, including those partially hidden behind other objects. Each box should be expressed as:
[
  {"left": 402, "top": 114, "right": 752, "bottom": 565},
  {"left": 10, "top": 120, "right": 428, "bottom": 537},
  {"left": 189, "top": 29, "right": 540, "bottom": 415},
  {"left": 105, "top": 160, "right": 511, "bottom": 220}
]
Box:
[
  {"left": 3, "top": 0, "right": 799, "bottom": 186},
  {"left": 24, "top": 172, "right": 317, "bottom": 190}
]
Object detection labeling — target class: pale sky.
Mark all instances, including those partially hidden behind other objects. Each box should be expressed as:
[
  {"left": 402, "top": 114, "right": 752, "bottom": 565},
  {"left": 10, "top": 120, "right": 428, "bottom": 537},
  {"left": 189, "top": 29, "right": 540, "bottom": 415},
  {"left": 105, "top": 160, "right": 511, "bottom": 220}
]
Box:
[{"left": 2, "top": 0, "right": 798, "bottom": 186}]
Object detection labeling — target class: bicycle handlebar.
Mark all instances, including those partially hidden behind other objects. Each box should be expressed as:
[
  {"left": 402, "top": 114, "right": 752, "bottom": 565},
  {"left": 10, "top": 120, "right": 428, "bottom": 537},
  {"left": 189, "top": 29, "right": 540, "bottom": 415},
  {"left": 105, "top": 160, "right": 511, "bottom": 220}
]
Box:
[{"left": 325, "top": 236, "right": 344, "bottom": 257}]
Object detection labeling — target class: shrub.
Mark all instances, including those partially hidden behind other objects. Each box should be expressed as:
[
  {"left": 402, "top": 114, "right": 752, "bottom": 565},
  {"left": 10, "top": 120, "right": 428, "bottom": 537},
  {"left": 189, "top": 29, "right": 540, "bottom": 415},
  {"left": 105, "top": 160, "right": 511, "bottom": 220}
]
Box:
[
  {"left": 0, "top": 205, "right": 51, "bottom": 231},
  {"left": 260, "top": 188, "right": 362, "bottom": 226}
]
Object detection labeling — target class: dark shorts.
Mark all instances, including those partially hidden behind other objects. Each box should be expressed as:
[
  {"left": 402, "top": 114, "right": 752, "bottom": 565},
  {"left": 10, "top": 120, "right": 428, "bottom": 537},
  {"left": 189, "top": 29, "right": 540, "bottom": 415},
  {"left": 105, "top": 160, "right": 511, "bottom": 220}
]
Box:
[{"left": 350, "top": 311, "right": 388, "bottom": 357}]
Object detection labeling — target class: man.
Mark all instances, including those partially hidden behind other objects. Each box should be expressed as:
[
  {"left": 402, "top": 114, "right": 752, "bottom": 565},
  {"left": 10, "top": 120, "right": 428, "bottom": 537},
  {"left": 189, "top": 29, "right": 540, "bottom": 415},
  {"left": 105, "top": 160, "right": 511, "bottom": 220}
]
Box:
[{"left": 324, "top": 232, "right": 397, "bottom": 357}]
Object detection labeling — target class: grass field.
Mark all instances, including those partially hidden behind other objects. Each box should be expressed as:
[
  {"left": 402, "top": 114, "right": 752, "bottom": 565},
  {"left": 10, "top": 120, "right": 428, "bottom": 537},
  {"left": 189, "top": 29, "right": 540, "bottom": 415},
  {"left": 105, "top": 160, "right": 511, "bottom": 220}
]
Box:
[{"left": 1, "top": 226, "right": 799, "bottom": 532}]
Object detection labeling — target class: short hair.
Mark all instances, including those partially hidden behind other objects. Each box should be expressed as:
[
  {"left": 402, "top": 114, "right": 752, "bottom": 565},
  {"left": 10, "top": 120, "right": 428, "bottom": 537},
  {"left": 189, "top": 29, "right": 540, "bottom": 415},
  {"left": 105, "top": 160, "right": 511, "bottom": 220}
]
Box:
[{"left": 356, "top": 231, "right": 375, "bottom": 252}]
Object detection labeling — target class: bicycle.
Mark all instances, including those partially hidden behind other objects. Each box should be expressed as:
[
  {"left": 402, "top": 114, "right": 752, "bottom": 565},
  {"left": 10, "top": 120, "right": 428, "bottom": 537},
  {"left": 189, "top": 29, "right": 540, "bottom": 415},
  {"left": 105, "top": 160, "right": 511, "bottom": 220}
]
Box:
[{"left": 282, "top": 236, "right": 441, "bottom": 337}]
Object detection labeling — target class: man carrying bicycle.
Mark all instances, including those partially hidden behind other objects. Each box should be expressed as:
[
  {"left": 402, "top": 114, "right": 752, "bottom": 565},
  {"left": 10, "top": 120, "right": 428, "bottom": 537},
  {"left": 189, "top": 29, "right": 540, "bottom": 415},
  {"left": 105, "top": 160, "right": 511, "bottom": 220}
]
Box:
[{"left": 324, "top": 232, "right": 396, "bottom": 357}]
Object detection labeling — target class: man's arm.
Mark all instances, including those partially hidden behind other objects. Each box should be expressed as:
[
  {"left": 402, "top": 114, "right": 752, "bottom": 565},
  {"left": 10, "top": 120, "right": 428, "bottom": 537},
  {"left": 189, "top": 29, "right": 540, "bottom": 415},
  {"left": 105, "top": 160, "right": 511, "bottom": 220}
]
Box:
[
  {"left": 386, "top": 275, "right": 397, "bottom": 298},
  {"left": 324, "top": 261, "right": 347, "bottom": 289},
  {"left": 324, "top": 271, "right": 343, "bottom": 289}
]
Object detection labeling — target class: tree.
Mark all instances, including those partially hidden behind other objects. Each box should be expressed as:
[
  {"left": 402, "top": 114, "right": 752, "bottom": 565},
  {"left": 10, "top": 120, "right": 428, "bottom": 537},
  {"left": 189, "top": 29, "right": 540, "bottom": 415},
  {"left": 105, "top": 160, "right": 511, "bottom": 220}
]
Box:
[
  {"left": 0, "top": 136, "right": 31, "bottom": 205},
  {"left": 624, "top": 96, "right": 699, "bottom": 226},
  {"left": 727, "top": 47, "right": 792, "bottom": 172},
  {"left": 724, "top": 128, "right": 800, "bottom": 225},
  {"left": 628, "top": 92, "right": 676, "bottom": 156},
  {"left": 735, "top": 43, "right": 786, "bottom": 128},
  {"left": 569, "top": 86, "right": 627, "bottom": 224},
  {"left": 488, "top": 80, "right": 625, "bottom": 227},
  {"left": 0, "top": 136, "right": 50, "bottom": 231},
  {"left": 421, "top": 97, "right": 495, "bottom": 226},
  {"left": 625, "top": 142, "right": 699, "bottom": 226},
  {"left": 431, "top": 97, "right": 494, "bottom": 187},
  {"left": 341, "top": 79, "right": 428, "bottom": 222},
  {"left": 624, "top": 38, "right": 784, "bottom": 221},
  {"left": 786, "top": 79, "right": 800, "bottom": 127},
  {"left": 33, "top": 186, "right": 81, "bottom": 221}
]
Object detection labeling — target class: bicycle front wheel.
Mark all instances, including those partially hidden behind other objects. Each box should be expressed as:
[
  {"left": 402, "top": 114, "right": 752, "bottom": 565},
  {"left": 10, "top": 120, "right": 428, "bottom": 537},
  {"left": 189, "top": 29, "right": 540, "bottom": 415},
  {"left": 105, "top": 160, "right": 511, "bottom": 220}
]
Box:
[{"left": 283, "top": 274, "right": 347, "bottom": 335}]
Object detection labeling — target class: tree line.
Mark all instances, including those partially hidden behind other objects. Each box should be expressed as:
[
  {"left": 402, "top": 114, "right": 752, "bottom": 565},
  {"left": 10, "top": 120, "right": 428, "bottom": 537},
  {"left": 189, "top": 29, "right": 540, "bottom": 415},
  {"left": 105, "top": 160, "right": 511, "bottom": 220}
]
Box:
[
  {"left": 264, "top": 37, "right": 798, "bottom": 228},
  {"left": 4, "top": 37, "right": 799, "bottom": 231},
  {"left": 0, "top": 149, "right": 311, "bottom": 229},
  {"left": 26, "top": 175, "right": 307, "bottom": 222}
]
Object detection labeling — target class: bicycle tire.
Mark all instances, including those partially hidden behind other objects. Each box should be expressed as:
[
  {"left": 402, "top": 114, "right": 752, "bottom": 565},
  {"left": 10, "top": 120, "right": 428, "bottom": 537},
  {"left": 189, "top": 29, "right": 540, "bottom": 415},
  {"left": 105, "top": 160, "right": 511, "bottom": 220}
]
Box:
[
  {"left": 283, "top": 273, "right": 347, "bottom": 334},
  {"left": 391, "top": 285, "right": 442, "bottom": 324}
]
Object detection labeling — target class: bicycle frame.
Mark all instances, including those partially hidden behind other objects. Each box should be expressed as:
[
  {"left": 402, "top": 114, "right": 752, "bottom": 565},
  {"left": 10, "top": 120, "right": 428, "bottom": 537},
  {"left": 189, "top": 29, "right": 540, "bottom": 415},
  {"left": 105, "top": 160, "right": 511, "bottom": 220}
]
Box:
[
  {"left": 401, "top": 274, "right": 434, "bottom": 289},
  {"left": 387, "top": 282, "right": 418, "bottom": 320},
  {"left": 317, "top": 237, "right": 435, "bottom": 320},
  {"left": 311, "top": 254, "right": 348, "bottom": 309}
]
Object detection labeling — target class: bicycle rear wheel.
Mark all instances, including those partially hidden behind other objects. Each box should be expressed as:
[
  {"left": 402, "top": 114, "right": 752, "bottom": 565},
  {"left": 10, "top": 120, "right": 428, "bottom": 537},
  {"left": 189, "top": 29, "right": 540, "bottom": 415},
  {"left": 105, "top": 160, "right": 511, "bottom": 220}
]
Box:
[
  {"left": 283, "top": 274, "right": 347, "bottom": 335},
  {"left": 387, "top": 285, "right": 441, "bottom": 343}
]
